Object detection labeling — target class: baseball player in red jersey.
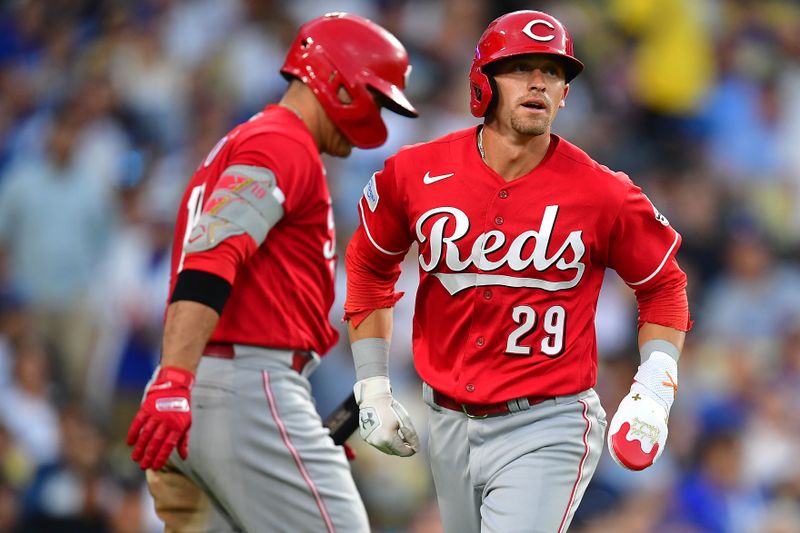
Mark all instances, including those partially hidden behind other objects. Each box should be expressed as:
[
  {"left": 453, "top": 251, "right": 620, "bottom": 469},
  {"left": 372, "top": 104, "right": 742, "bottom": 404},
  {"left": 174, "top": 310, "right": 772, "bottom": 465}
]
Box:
[
  {"left": 125, "top": 13, "right": 417, "bottom": 532},
  {"left": 344, "top": 10, "right": 691, "bottom": 533}
]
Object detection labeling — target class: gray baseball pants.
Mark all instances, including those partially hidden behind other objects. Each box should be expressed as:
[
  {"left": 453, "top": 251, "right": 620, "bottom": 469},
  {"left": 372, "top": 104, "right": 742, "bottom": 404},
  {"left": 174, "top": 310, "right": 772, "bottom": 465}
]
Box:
[
  {"left": 423, "top": 385, "right": 607, "bottom": 533},
  {"left": 147, "top": 346, "right": 370, "bottom": 533}
]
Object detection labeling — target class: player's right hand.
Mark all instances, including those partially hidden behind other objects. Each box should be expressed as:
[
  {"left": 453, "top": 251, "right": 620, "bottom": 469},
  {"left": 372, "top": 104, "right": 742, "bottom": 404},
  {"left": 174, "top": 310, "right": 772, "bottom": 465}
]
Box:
[
  {"left": 353, "top": 376, "right": 419, "bottom": 457},
  {"left": 127, "top": 366, "right": 194, "bottom": 471}
]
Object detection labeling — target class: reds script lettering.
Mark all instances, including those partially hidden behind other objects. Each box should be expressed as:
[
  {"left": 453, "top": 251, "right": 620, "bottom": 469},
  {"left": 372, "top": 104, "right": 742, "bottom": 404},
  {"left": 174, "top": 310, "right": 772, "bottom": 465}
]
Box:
[{"left": 415, "top": 204, "right": 586, "bottom": 295}]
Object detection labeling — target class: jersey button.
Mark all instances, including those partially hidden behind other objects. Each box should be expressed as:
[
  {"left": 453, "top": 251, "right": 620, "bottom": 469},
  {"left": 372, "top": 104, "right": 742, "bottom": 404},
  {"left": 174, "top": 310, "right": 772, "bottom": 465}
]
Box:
[
  {"left": 466, "top": 383, "right": 475, "bottom": 392},
  {"left": 483, "top": 289, "right": 492, "bottom": 300},
  {"left": 475, "top": 336, "right": 485, "bottom": 346},
  {"left": 499, "top": 190, "right": 509, "bottom": 199},
  {"left": 495, "top": 216, "right": 504, "bottom": 225}
]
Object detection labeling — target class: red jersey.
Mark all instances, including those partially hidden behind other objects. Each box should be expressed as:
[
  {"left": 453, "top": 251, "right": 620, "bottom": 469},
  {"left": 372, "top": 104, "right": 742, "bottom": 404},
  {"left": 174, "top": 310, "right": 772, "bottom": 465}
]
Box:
[
  {"left": 353, "top": 127, "right": 681, "bottom": 402},
  {"left": 169, "top": 105, "right": 338, "bottom": 354}
]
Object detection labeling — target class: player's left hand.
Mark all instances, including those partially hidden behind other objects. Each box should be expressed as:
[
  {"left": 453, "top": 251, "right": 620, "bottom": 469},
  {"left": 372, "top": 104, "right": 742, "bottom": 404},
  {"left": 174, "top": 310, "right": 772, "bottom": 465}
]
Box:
[
  {"left": 353, "top": 376, "right": 420, "bottom": 457},
  {"left": 608, "top": 390, "right": 668, "bottom": 471},
  {"left": 608, "top": 351, "right": 677, "bottom": 471},
  {"left": 127, "top": 366, "right": 195, "bottom": 470}
]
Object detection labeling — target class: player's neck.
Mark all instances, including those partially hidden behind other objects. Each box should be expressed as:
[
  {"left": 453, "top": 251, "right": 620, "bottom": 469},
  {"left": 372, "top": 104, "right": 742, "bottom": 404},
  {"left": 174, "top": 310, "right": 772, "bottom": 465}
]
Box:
[
  {"left": 480, "top": 124, "right": 551, "bottom": 182},
  {"left": 279, "top": 82, "right": 324, "bottom": 152}
]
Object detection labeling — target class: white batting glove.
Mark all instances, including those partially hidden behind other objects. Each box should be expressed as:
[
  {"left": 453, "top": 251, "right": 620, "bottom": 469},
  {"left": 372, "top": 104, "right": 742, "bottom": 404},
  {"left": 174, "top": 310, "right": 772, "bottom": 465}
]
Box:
[
  {"left": 353, "top": 376, "right": 419, "bottom": 457},
  {"left": 608, "top": 352, "right": 678, "bottom": 471}
]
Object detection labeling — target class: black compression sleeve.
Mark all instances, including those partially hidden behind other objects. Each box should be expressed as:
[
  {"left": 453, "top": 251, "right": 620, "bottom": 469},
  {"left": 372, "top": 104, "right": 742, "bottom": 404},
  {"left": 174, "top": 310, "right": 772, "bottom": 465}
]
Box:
[{"left": 170, "top": 269, "right": 232, "bottom": 315}]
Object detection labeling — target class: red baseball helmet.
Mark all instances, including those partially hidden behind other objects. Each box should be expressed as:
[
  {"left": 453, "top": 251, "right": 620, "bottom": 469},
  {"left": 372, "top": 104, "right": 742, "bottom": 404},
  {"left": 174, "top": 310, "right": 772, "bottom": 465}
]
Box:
[
  {"left": 469, "top": 10, "right": 584, "bottom": 117},
  {"left": 281, "top": 12, "right": 418, "bottom": 149}
]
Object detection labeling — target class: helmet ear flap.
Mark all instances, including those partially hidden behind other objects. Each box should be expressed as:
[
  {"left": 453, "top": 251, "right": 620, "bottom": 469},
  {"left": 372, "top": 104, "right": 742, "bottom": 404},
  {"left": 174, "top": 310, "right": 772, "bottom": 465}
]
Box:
[
  {"left": 469, "top": 66, "right": 494, "bottom": 117},
  {"left": 485, "top": 76, "right": 498, "bottom": 117}
]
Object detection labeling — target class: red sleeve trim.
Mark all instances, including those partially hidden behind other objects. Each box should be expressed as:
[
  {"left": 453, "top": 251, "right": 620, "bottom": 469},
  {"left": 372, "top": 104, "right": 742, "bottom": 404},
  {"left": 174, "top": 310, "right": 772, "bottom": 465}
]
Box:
[
  {"left": 634, "top": 258, "right": 693, "bottom": 332},
  {"left": 344, "top": 297, "right": 404, "bottom": 329}
]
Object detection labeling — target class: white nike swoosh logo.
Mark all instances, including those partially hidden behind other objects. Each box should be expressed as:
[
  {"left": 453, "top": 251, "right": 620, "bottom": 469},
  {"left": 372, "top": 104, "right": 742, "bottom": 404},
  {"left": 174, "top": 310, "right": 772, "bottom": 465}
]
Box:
[{"left": 423, "top": 171, "right": 455, "bottom": 184}]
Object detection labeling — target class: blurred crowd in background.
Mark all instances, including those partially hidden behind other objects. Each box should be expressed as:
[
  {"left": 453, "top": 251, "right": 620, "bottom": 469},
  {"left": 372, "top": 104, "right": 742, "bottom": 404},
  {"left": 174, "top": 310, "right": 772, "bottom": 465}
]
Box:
[{"left": 0, "top": 0, "right": 799, "bottom": 531}]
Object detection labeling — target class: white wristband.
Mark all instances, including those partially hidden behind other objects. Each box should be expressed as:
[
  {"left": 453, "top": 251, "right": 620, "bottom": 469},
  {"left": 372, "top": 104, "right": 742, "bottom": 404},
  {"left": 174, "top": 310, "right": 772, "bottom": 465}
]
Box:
[{"left": 632, "top": 351, "right": 678, "bottom": 414}]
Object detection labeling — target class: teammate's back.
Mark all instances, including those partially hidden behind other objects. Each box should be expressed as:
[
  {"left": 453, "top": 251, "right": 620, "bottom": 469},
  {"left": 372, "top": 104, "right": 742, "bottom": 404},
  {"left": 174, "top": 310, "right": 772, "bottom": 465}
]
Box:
[
  {"left": 171, "top": 105, "right": 338, "bottom": 353},
  {"left": 127, "top": 13, "right": 419, "bottom": 532}
]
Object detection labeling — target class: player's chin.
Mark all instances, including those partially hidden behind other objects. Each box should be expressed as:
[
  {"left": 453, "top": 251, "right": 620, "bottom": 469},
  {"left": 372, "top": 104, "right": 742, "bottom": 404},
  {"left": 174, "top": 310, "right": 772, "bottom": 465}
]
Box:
[
  {"left": 510, "top": 116, "right": 548, "bottom": 137},
  {"left": 330, "top": 142, "right": 353, "bottom": 158}
]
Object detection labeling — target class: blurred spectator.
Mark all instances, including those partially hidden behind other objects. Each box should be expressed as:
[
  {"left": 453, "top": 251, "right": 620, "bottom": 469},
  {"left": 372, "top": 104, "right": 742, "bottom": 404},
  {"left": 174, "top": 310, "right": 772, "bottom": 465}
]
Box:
[
  {"left": 0, "top": 479, "right": 20, "bottom": 533},
  {"left": 610, "top": 0, "right": 715, "bottom": 116},
  {"left": 667, "top": 429, "right": 768, "bottom": 533},
  {"left": 106, "top": 481, "right": 152, "bottom": 533},
  {"left": 701, "top": 219, "right": 800, "bottom": 344},
  {"left": 88, "top": 162, "right": 173, "bottom": 430},
  {"left": 21, "top": 406, "right": 113, "bottom": 533},
  {"left": 0, "top": 288, "right": 28, "bottom": 389},
  {"left": 160, "top": 0, "right": 244, "bottom": 70},
  {"left": 0, "top": 337, "right": 60, "bottom": 470},
  {"left": 218, "top": 0, "right": 294, "bottom": 118},
  {"left": 740, "top": 381, "right": 797, "bottom": 490},
  {"left": 0, "top": 101, "right": 112, "bottom": 401},
  {"left": 0, "top": 423, "right": 32, "bottom": 490},
  {"left": 609, "top": 0, "right": 715, "bottom": 169},
  {"left": 69, "top": 75, "right": 133, "bottom": 193},
  {"left": 703, "top": 38, "right": 781, "bottom": 183},
  {"left": 108, "top": 21, "right": 189, "bottom": 148}
]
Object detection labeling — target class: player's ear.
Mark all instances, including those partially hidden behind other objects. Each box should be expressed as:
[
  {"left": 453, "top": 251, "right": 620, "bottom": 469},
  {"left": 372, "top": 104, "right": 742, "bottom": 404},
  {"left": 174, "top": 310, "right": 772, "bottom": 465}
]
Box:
[{"left": 559, "top": 85, "right": 570, "bottom": 109}]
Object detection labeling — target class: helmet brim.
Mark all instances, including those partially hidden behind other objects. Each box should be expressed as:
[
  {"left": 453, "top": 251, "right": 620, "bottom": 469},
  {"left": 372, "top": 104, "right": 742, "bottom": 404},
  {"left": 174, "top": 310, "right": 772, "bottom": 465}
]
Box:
[
  {"left": 483, "top": 51, "right": 584, "bottom": 83},
  {"left": 369, "top": 78, "right": 418, "bottom": 118}
]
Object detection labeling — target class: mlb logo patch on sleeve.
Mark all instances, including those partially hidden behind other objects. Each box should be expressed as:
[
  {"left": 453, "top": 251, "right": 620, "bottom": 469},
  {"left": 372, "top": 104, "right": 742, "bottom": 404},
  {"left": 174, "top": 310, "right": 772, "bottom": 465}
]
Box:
[
  {"left": 363, "top": 173, "right": 380, "bottom": 212},
  {"left": 653, "top": 205, "right": 669, "bottom": 226},
  {"left": 646, "top": 195, "right": 669, "bottom": 226}
]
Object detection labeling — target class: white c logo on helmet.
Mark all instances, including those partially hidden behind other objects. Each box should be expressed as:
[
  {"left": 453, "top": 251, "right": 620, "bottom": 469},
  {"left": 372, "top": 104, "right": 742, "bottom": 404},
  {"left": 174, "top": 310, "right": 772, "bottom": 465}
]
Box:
[{"left": 522, "top": 19, "right": 555, "bottom": 42}]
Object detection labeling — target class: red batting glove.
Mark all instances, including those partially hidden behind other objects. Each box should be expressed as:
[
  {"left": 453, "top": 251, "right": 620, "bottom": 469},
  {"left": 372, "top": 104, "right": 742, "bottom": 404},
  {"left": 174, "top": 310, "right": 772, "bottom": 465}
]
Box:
[{"left": 127, "top": 366, "right": 194, "bottom": 471}]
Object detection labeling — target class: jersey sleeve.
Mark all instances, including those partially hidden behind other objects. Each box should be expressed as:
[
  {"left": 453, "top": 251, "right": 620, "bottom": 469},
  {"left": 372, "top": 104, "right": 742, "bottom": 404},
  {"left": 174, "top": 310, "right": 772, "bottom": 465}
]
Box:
[
  {"left": 228, "top": 132, "right": 314, "bottom": 218},
  {"left": 357, "top": 155, "right": 414, "bottom": 256},
  {"left": 182, "top": 132, "right": 312, "bottom": 283},
  {"left": 607, "top": 178, "right": 682, "bottom": 289}
]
